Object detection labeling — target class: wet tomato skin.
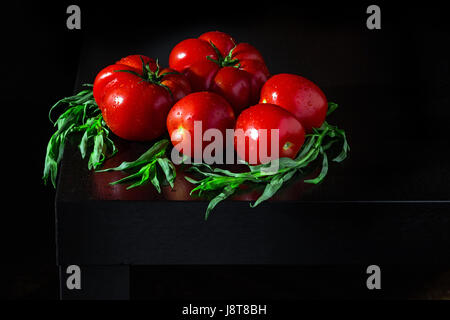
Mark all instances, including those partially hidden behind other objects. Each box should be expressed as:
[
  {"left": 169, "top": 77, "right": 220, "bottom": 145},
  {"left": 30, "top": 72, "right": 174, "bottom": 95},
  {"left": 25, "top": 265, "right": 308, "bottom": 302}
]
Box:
[
  {"left": 94, "top": 56, "right": 157, "bottom": 109},
  {"left": 166, "top": 92, "right": 236, "bottom": 159},
  {"left": 169, "top": 31, "right": 270, "bottom": 114},
  {"left": 211, "top": 67, "right": 252, "bottom": 114},
  {"left": 198, "top": 31, "right": 236, "bottom": 57},
  {"left": 100, "top": 78, "right": 172, "bottom": 141},
  {"left": 239, "top": 59, "right": 271, "bottom": 105},
  {"left": 182, "top": 60, "right": 220, "bottom": 92},
  {"left": 116, "top": 55, "right": 157, "bottom": 72},
  {"left": 260, "top": 73, "right": 328, "bottom": 132},
  {"left": 168, "top": 39, "right": 217, "bottom": 72},
  {"left": 93, "top": 55, "right": 191, "bottom": 141},
  {"left": 232, "top": 43, "right": 265, "bottom": 64},
  {"left": 234, "top": 103, "right": 305, "bottom": 165},
  {"left": 159, "top": 67, "right": 191, "bottom": 102}
]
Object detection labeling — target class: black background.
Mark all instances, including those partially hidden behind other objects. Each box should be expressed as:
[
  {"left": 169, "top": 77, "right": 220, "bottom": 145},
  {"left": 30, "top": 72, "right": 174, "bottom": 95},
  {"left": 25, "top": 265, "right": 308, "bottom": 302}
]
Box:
[{"left": 2, "top": 1, "right": 449, "bottom": 299}]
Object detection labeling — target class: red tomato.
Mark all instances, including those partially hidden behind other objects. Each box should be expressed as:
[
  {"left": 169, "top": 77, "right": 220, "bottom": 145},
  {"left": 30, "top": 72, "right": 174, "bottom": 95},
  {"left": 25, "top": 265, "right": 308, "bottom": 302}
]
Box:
[
  {"left": 93, "top": 55, "right": 191, "bottom": 141},
  {"left": 198, "top": 31, "right": 236, "bottom": 57},
  {"left": 168, "top": 39, "right": 218, "bottom": 73},
  {"left": 260, "top": 74, "right": 328, "bottom": 132},
  {"left": 232, "top": 43, "right": 265, "bottom": 63},
  {"left": 182, "top": 60, "right": 220, "bottom": 93},
  {"left": 169, "top": 31, "right": 270, "bottom": 114},
  {"left": 234, "top": 103, "right": 305, "bottom": 165},
  {"left": 158, "top": 67, "right": 191, "bottom": 102},
  {"left": 212, "top": 67, "right": 252, "bottom": 112},
  {"left": 166, "top": 92, "right": 236, "bottom": 160}
]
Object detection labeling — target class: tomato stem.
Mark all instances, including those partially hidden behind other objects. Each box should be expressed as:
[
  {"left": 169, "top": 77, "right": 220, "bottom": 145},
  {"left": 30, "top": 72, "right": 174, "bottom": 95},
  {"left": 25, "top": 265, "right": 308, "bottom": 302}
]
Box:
[
  {"left": 114, "top": 56, "right": 176, "bottom": 96},
  {"left": 207, "top": 41, "right": 240, "bottom": 68}
]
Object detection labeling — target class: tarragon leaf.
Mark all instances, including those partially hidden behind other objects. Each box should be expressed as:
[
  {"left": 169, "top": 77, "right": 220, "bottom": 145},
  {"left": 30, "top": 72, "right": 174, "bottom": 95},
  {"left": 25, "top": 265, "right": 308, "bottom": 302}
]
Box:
[
  {"left": 88, "top": 134, "right": 105, "bottom": 170},
  {"left": 184, "top": 104, "right": 350, "bottom": 218},
  {"left": 251, "top": 169, "right": 297, "bottom": 208},
  {"left": 43, "top": 86, "right": 117, "bottom": 187},
  {"left": 98, "top": 139, "right": 174, "bottom": 193},
  {"left": 204, "top": 185, "right": 236, "bottom": 220},
  {"left": 96, "top": 139, "right": 169, "bottom": 173},
  {"left": 157, "top": 157, "right": 176, "bottom": 188},
  {"left": 327, "top": 102, "right": 339, "bottom": 116},
  {"left": 304, "top": 148, "right": 329, "bottom": 184}
]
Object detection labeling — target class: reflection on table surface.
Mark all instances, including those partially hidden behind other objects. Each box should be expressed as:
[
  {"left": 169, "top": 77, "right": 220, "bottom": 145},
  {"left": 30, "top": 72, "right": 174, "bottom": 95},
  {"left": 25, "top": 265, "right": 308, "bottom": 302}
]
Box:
[{"left": 90, "top": 138, "right": 320, "bottom": 201}]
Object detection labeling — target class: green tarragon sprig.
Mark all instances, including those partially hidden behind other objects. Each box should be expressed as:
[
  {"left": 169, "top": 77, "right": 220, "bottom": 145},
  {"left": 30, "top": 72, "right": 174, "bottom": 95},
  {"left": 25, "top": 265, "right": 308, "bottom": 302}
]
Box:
[
  {"left": 43, "top": 85, "right": 117, "bottom": 187},
  {"left": 186, "top": 103, "right": 349, "bottom": 219},
  {"left": 96, "top": 139, "right": 176, "bottom": 192}
]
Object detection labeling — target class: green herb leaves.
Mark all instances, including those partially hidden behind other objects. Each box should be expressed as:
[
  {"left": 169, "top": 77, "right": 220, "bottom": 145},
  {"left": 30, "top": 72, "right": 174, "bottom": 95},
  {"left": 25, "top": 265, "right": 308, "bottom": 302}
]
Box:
[
  {"left": 43, "top": 91, "right": 349, "bottom": 222},
  {"left": 78, "top": 115, "right": 117, "bottom": 170},
  {"left": 43, "top": 85, "right": 116, "bottom": 187},
  {"left": 187, "top": 103, "right": 350, "bottom": 219},
  {"left": 96, "top": 139, "right": 176, "bottom": 191}
]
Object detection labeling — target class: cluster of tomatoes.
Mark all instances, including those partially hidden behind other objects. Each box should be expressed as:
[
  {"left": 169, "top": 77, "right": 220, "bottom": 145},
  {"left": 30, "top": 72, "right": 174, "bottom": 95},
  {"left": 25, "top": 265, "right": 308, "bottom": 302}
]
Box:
[{"left": 93, "top": 31, "right": 328, "bottom": 165}]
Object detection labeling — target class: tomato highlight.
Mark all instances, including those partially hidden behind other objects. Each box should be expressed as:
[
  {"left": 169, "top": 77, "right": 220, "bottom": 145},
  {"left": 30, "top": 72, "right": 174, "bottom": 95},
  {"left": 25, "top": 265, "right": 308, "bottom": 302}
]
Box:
[
  {"left": 93, "top": 55, "right": 191, "bottom": 141},
  {"left": 234, "top": 103, "right": 306, "bottom": 165},
  {"left": 169, "top": 31, "right": 270, "bottom": 114},
  {"left": 260, "top": 73, "right": 328, "bottom": 132}
]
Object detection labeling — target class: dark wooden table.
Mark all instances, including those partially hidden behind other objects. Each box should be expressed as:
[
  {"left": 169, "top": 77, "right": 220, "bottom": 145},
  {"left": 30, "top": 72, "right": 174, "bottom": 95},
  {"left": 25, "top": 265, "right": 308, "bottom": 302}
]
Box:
[{"left": 55, "top": 11, "right": 450, "bottom": 299}]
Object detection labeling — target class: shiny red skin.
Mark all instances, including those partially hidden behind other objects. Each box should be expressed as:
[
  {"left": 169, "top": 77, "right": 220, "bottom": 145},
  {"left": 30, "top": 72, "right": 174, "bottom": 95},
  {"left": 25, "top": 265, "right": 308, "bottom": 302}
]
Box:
[
  {"left": 169, "top": 31, "right": 270, "bottom": 114},
  {"left": 116, "top": 55, "right": 157, "bottom": 72},
  {"left": 239, "top": 59, "right": 270, "bottom": 105},
  {"left": 183, "top": 60, "right": 220, "bottom": 92},
  {"left": 232, "top": 43, "right": 265, "bottom": 63},
  {"left": 159, "top": 67, "right": 191, "bottom": 102},
  {"left": 260, "top": 74, "right": 328, "bottom": 132},
  {"left": 93, "top": 55, "right": 191, "bottom": 141},
  {"left": 167, "top": 92, "right": 236, "bottom": 159},
  {"left": 234, "top": 103, "right": 305, "bottom": 165},
  {"left": 198, "top": 31, "right": 236, "bottom": 57},
  {"left": 168, "top": 39, "right": 218, "bottom": 72},
  {"left": 212, "top": 67, "right": 252, "bottom": 114}
]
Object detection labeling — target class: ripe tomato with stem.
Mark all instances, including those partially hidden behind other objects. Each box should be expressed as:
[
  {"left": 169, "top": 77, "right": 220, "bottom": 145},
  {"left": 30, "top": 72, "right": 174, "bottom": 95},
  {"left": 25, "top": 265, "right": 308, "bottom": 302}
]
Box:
[
  {"left": 93, "top": 55, "right": 191, "bottom": 141},
  {"left": 169, "top": 31, "right": 270, "bottom": 114}
]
